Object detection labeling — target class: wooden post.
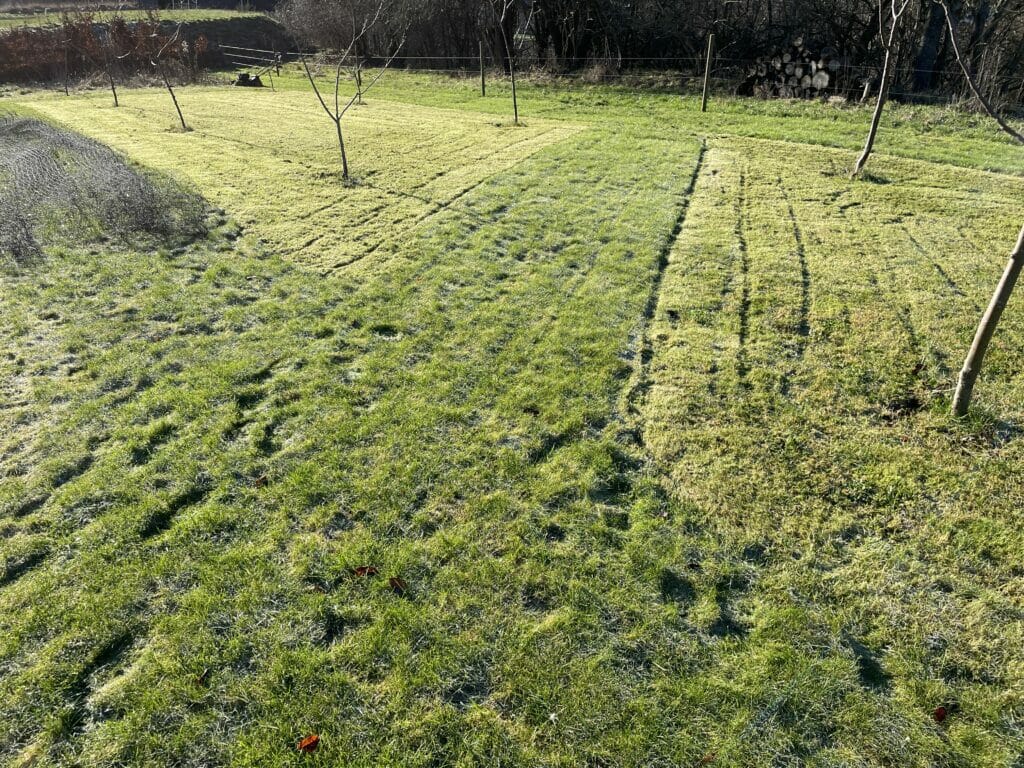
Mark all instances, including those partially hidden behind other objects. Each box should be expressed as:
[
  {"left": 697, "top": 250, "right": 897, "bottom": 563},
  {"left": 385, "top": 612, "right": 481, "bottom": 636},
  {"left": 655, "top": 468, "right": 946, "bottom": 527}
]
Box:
[
  {"left": 480, "top": 40, "right": 486, "bottom": 97},
  {"left": 701, "top": 34, "right": 714, "bottom": 112}
]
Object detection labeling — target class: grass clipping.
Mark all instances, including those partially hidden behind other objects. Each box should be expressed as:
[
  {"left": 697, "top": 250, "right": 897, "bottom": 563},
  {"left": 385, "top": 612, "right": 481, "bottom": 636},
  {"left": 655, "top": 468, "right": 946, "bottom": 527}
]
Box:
[{"left": 0, "top": 117, "right": 206, "bottom": 265}]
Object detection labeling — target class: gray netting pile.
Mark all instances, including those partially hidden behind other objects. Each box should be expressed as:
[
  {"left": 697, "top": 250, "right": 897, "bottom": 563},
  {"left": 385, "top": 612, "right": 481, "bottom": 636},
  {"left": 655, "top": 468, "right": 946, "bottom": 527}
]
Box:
[{"left": 0, "top": 117, "right": 206, "bottom": 265}]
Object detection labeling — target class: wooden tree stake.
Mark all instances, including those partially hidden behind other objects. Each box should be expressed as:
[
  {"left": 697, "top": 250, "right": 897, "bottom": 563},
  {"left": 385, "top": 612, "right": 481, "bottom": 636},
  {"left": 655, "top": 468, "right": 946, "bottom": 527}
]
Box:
[
  {"left": 701, "top": 34, "right": 714, "bottom": 112},
  {"left": 480, "top": 40, "right": 486, "bottom": 96}
]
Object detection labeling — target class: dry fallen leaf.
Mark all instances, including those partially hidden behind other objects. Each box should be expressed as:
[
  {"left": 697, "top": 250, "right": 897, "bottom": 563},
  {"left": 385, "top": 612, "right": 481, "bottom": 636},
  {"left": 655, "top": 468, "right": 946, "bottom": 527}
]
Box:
[
  {"left": 297, "top": 734, "right": 320, "bottom": 753},
  {"left": 353, "top": 565, "right": 378, "bottom": 577},
  {"left": 933, "top": 706, "right": 948, "bottom": 723},
  {"left": 196, "top": 667, "right": 211, "bottom": 686},
  {"left": 389, "top": 576, "right": 409, "bottom": 595}
]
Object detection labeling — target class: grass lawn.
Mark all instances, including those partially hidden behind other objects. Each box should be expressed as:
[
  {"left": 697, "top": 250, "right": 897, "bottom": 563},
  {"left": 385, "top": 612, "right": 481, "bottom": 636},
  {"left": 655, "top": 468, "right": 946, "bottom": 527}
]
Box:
[
  {"left": 0, "top": 9, "right": 265, "bottom": 30},
  {"left": 1, "top": 72, "right": 1023, "bottom": 766}
]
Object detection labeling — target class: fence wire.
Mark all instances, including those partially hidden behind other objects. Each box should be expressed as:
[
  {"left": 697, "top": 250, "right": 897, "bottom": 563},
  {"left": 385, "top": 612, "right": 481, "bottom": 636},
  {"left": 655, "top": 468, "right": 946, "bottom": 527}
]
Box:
[{"left": 219, "top": 44, "right": 1023, "bottom": 109}]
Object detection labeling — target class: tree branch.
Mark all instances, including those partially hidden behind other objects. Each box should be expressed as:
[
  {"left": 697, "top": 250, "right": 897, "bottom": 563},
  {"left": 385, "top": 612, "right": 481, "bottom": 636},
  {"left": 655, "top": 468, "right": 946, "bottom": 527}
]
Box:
[{"left": 937, "top": 0, "right": 1024, "bottom": 144}]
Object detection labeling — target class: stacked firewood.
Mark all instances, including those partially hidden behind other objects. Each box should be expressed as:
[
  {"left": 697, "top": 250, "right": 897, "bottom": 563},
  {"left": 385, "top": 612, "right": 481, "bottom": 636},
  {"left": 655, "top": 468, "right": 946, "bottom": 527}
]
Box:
[{"left": 736, "top": 37, "right": 842, "bottom": 99}]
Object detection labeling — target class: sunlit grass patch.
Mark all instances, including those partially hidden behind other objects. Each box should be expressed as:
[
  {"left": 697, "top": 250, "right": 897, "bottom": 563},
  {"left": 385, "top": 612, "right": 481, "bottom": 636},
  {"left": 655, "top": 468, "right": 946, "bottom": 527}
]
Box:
[{"left": 30, "top": 89, "right": 581, "bottom": 272}]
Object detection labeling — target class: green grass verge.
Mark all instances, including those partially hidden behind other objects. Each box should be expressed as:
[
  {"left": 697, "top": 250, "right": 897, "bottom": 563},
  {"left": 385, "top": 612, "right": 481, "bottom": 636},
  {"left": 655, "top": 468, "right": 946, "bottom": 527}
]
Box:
[
  {"left": 0, "top": 9, "right": 266, "bottom": 30},
  {"left": 1, "top": 73, "right": 1023, "bottom": 766}
]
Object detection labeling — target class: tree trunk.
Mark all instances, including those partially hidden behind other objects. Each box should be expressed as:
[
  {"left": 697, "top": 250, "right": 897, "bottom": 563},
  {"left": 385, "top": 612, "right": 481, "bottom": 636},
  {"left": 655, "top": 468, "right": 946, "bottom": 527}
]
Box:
[
  {"left": 912, "top": 0, "right": 946, "bottom": 92},
  {"left": 334, "top": 118, "right": 349, "bottom": 179},
  {"left": 851, "top": 45, "right": 894, "bottom": 177},
  {"left": 158, "top": 61, "right": 188, "bottom": 131},
  {"left": 952, "top": 225, "right": 1024, "bottom": 416},
  {"left": 498, "top": 24, "right": 518, "bottom": 124},
  {"left": 63, "top": 40, "right": 70, "bottom": 96},
  {"left": 967, "top": 0, "right": 990, "bottom": 74},
  {"left": 509, "top": 59, "right": 519, "bottom": 124},
  {"left": 107, "top": 67, "right": 119, "bottom": 107}
]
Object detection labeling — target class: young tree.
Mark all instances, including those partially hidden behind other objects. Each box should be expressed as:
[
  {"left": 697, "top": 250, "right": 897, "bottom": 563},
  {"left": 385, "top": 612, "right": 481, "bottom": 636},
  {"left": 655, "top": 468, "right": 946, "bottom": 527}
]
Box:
[
  {"left": 952, "top": 225, "right": 1024, "bottom": 416},
  {"left": 151, "top": 24, "right": 189, "bottom": 132},
  {"left": 102, "top": 35, "right": 121, "bottom": 108},
  {"left": 90, "top": 14, "right": 123, "bottom": 107},
  {"left": 144, "top": 22, "right": 190, "bottom": 132},
  {"left": 486, "top": 0, "right": 531, "bottom": 125},
  {"left": 850, "top": 0, "right": 913, "bottom": 177},
  {"left": 283, "top": 0, "right": 406, "bottom": 180}
]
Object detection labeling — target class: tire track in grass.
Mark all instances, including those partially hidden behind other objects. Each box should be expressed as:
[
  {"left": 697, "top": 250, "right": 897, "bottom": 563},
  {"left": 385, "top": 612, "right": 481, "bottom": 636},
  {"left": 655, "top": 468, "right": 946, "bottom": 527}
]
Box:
[
  {"left": 324, "top": 127, "right": 582, "bottom": 273},
  {"left": 735, "top": 168, "right": 751, "bottom": 385},
  {"left": 704, "top": 166, "right": 747, "bottom": 401},
  {"left": 630, "top": 144, "right": 747, "bottom": 462},
  {"left": 779, "top": 183, "right": 812, "bottom": 348},
  {"left": 624, "top": 139, "right": 706, "bottom": 425},
  {"left": 776, "top": 179, "right": 812, "bottom": 396},
  {"left": 288, "top": 126, "right": 569, "bottom": 235},
  {"left": 447, "top": 131, "right": 696, "bottom": 452}
]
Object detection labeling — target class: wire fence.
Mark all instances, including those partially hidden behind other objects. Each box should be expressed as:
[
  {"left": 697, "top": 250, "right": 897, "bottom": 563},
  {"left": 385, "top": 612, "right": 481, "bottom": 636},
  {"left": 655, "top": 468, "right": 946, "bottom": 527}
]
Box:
[{"left": 218, "top": 44, "right": 1024, "bottom": 110}]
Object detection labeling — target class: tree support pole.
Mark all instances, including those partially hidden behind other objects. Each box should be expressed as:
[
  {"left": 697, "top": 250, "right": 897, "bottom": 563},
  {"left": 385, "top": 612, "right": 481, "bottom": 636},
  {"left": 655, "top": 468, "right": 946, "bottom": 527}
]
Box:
[
  {"left": 480, "top": 40, "right": 486, "bottom": 97},
  {"left": 701, "top": 34, "right": 714, "bottom": 112},
  {"left": 952, "top": 225, "right": 1024, "bottom": 416}
]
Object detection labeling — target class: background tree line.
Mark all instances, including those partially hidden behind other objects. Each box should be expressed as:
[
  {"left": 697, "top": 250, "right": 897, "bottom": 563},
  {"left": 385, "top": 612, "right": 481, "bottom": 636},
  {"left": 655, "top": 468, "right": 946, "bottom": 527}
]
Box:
[{"left": 281, "top": 0, "right": 1024, "bottom": 107}]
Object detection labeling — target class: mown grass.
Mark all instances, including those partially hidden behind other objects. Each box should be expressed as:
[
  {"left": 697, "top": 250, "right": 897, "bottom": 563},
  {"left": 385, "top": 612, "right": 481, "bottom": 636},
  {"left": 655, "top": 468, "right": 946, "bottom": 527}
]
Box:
[
  {"left": 274, "top": 67, "right": 1024, "bottom": 175},
  {"left": 1, "top": 73, "right": 1023, "bottom": 766},
  {"left": 0, "top": 9, "right": 265, "bottom": 30}
]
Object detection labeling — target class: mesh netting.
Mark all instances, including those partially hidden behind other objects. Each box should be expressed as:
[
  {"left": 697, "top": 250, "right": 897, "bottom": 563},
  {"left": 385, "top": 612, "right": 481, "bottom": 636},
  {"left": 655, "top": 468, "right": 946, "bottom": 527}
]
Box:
[{"left": 0, "top": 117, "right": 206, "bottom": 265}]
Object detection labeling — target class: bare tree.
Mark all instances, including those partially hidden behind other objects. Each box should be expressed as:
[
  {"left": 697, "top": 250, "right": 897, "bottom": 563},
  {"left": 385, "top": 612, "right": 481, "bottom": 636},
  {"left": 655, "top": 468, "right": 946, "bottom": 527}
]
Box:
[
  {"left": 151, "top": 24, "right": 189, "bottom": 131},
  {"left": 487, "top": 0, "right": 529, "bottom": 125},
  {"left": 936, "top": 0, "right": 1024, "bottom": 145},
  {"left": 98, "top": 19, "right": 125, "bottom": 108},
  {"left": 290, "top": 1, "right": 406, "bottom": 180},
  {"left": 103, "top": 43, "right": 120, "bottom": 107},
  {"left": 851, "top": 0, "right": 913, "bottom": 177},
  {"left": 951, "top": 225, "right": 1024, "bottom": 416}
]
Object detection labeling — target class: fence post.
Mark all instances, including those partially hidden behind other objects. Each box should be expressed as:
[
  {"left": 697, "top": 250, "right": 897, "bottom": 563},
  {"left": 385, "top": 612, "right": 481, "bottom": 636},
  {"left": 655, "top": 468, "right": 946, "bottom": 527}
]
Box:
[
  {"left": 701, "top": 33, "right": 715, "bottom": 112},
  {"left": 480, "top": 40, "right": 486, "bottom": 96}
]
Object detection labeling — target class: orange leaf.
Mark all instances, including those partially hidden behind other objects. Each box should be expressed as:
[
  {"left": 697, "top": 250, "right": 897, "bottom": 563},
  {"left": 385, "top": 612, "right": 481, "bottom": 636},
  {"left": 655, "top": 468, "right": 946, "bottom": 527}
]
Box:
[
  {"left": 297, "top": 734, "right": 320, "bottom": 753},
  {"left": 353, "top": 565, "right": 378, "bottom": 577}
]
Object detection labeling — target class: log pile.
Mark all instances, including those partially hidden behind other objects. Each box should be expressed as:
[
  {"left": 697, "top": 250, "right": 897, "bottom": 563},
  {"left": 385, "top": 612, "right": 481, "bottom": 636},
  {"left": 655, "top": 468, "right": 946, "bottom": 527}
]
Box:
[{"left": 736, "top": 37, "right": 842, "bottom": 99}]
